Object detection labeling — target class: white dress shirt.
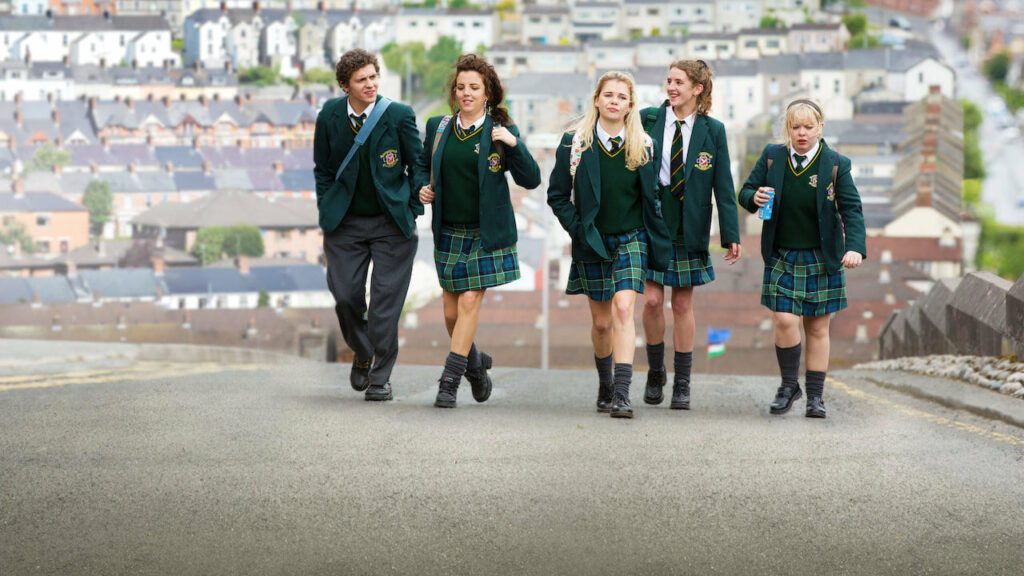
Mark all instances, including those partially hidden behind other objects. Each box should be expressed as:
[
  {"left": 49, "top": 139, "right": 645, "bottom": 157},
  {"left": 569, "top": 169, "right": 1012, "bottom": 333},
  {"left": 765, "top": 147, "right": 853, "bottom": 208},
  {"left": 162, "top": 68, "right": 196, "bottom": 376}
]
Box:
[
  {"left": 788, "top": 140, "right": 821, "bottom": 171},
  {"left": 595, "top": 122, "right": 625, "bottom": 152},
  {"left": 659, "top": 110, "right": 696, "bottom": 186}
]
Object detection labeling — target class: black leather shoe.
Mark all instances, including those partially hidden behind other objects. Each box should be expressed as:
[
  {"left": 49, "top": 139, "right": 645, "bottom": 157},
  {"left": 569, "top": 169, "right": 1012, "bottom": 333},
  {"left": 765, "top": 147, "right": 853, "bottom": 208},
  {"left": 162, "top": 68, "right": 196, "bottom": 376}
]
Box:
[
  {"left": 596, "top": 380, "right": 613, "bottom": 413},
  {"left": 769, "top": 384, "right": 802, "bottom": 414},
  {"left": 466, "top": 352, "right": 493, "bottom": 403},
  {"left": 350, "top": 358, "right": 371, "bottom": 392},
  {"left": 364, "top": 381, "right": 392, "bottom": 401},
  {"left": 805, "top": 396, "right": 827, "bottom": 418},
  {"left": 610, "top": 394, "right": 633, "bottom": 419},
  {"left": 670, "top": 380, "right": 690, "bottom": 410},
  {"left": 434, "top": 375, "right": 459, "bottom": 408},
  {"left": 644, "top": 369, "right": 666, "bottom": 405}
]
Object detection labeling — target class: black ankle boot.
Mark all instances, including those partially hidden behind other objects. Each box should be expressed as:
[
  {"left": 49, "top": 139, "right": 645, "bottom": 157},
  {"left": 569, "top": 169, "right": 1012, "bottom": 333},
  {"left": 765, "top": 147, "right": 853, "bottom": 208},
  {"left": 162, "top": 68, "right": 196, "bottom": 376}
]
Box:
[
  {"left": 434, "top": 375, "right": 459, "bottom": 408},
  {"left": 465, "top": 352, "right": 493, "bottom": 403}
]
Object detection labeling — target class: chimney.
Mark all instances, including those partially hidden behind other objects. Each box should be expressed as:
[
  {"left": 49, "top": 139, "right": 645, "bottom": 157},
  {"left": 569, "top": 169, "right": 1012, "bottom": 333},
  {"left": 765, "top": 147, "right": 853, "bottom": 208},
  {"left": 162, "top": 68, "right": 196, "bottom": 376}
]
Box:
[
  {"left": 213, "top": 93, "right": 221, "bottom": 102},
  {"left": 14, "top": 109, "right": 22, "bottom": 126},
  {"left": 100, "top": 57, "right": 107, "bottom": 69},
  {"left": 51, "top": 108, "right": 60, "bottom": 126},
  {"left": 147, "top": 93, "right": 155, "bottom": 102},
  {"left": 220, "top": 1, "right": 227, "bottom": 12},
  {"left": 306, "top": 92, "right": 316, "bottom": 108},
  {"left": 162, "top": 95, "right": 171, "bottom": 109},
  {"left": 54, "top": 136, "right": 63, "bottom": 148},
  {"left": 14, "top": 92, "right": 22, "bottom": 106},
  {"left": 281, "top": 139, "right": 290, "bottom": 152},
  {"left": 202, "top": 160, "right": 211, "bottom": 173},
  {"left": 318, "top": 0, "right": 325, "bottom": 13},
  {"left": 101, "top": 135, "right": 109, "bottom": 149},
  {"left": 234, "top": 94, "right": 244, "bottom": 107},
  {"left": 151, "top": 255, "right": 165, "bottom": 276},
  {"left": 128, "top": 163, "right": 136, "bottom": 174},
  {"left": 64, "top": 260, "right": 78, "bottom": 278},
  {"left": 199, "top": 94, "right": 208, "bottom": 107},
  {"left": 146, "top": 134, "right": 154, "bottom": 148},
  {"left": 165, "top": 161, "right": 174, "bottom": 173},
  {"left": 193, "top": 136, "right": 201, "bottom": 150},
  {"left": 180, "top": 93, "right": 187, "bottom": 101},
  {"left": 126, "top": 96, "right": 134, "bottom": 110},
  {"left": 235, "top": 254, "right": 250, "bottom": 274},
  {"left": 24, "top": 49, "right": 31, "bottom": 67},
  {"left": 47, "top": 92, "right": 54, "bottom": 103},
  {"left": 90, "top": 162, "right": 99, "bottom": 174},
  {"left": 252, "top": 1, "right": 261, "bottom": 13},
  {"left": 131, "top": 59, "right": 138, "bottom": 71},
  {"left": 272, "top": 161, "right": 283, "bottom": 173},
  {"left": 12, "top": 179, "right": 24, "bottom": 198},
  {"left": 51, "top": 163, "right": 61, "bottom": 175},
  {"left": 245, "top": 93, "right": 253, "bottom": 102},
  {"left": 89, "top": 96, "right": 97, "bottom": 110}
]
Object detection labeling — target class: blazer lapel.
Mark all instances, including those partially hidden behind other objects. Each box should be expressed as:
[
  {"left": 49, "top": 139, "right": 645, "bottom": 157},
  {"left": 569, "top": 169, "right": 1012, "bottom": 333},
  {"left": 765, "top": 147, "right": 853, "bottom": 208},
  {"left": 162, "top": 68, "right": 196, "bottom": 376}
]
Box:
[
  {"left": 366, "top": 95, "right": 386, "bottom": 155},
  {"left": 583, "top": 133, "right": 601, "bottom": 207},
  {"left": 770, "top": 144, "right": 787, "bottom": 194},
  {"left": 650, "top": 102, "right": 668, "bottom": 175},
  {"left": 683, "top": 114, "right": 708, "bottom": 184},
  {"left": 815, "top": 140, "right": 833, "bottom": 214}
]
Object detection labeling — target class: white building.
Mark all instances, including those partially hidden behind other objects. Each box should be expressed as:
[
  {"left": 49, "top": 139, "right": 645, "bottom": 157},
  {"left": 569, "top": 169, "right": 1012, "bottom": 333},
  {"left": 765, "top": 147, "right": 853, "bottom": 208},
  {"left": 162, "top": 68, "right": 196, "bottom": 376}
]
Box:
[
  {"left": 0, "top": 14, "right": 174, "bottom": 67},
  {"left": 394, "top": 8, "right": 496, "bottom": 52}
]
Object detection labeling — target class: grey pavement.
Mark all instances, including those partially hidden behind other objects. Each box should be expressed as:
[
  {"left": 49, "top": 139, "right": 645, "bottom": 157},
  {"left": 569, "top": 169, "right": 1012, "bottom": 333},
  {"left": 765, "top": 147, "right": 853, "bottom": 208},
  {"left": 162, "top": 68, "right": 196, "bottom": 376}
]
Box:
[{"left": 1, "top": 340, "right": 1023, "bottom": 575}]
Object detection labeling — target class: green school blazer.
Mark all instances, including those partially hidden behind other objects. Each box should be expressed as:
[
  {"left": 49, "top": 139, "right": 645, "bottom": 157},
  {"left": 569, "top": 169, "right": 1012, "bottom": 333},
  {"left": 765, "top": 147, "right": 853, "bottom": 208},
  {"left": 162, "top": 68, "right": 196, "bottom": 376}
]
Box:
[
  {"left": 546, "top": 130, "right": 671, "bottom": 271},
  {"left": 313, "top": 94, "right": 425, "bottom": 236},
  {"left": 640, "top": 103, "right": 741, "bottom": 250},
  {"left": 418, "top": 114, "right": 542, "bottom": 252},
  {"left": 738, "top": 140, "right": 867, "bottom": 273}
]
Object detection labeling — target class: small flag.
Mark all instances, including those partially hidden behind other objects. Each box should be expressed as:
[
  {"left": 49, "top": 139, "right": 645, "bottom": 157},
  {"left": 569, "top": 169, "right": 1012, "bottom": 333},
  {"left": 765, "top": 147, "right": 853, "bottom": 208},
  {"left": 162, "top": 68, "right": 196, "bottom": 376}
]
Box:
[{"left": 707, "top": 327, "right": 731, "bottom": 357}]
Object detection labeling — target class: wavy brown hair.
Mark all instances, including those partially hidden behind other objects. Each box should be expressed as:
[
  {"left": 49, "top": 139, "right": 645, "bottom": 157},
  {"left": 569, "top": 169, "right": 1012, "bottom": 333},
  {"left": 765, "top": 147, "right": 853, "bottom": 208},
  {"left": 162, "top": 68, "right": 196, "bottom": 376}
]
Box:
[
  {"left": 445, "top": 54, "right": 512, "bottom": 127},
  {"left": 335, "top": 48, "right": 379, "bottom": 89},
  {"left": 668, "top": 59, "right": 714, "bottom": 115}
]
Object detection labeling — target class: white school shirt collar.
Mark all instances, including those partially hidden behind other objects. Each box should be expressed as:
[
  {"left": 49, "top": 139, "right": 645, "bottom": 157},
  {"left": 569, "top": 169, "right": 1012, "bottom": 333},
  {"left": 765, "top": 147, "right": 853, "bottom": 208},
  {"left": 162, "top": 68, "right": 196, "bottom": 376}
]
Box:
[
  {"left": 347, "top": 99, "right": 375, "bottom": 122},
  {"left": 595, "top": 122, "right": 625, "bottom": 151},
  {"left": 659, "top": 109, "right": 697, "bottom": 186},
  {"left": 789, "top": 140, "right": 820, "bottom": 170},
  {"left": 457, "top": 113, "right": 484, "bottom": 133}
]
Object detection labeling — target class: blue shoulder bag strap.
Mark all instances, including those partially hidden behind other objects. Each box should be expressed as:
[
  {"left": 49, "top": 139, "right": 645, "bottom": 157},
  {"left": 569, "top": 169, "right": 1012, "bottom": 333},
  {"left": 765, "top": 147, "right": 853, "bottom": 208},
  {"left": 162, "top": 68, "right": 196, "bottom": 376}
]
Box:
[{"left": 334, "top": 97, "right": 393, "bottom": 182}]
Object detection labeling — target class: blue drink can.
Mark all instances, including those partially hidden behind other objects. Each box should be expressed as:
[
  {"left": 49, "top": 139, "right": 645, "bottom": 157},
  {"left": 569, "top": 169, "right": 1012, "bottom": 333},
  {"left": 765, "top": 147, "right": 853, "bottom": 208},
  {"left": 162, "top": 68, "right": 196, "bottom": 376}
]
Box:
[{"left": 757, "top": 187, "right": 775, "bottom": 220}]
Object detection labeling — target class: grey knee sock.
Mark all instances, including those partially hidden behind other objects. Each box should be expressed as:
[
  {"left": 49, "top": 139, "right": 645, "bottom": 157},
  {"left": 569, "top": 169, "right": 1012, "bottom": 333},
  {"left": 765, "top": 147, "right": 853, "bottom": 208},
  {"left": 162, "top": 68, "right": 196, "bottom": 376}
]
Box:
[
  {"left": 646, "top": 342, "right": 665, "bottom": 372},
  {"left": 613, "top": 363, "right": 633, "bottom": 399},
  {"left": 595, "top": 354, "right": 613, "bottom": 389},
  {"left": 806, "top": 370, "right": 826, "bottom": 399},
  {"left": 674, "top": 351, "right": 693, "bottom": 385},
  {"left": 775, "top": 344, "right": 802, "bottom": 389},
  {"left": 442, "top": 352, "right": 468, "bottom": 381}
]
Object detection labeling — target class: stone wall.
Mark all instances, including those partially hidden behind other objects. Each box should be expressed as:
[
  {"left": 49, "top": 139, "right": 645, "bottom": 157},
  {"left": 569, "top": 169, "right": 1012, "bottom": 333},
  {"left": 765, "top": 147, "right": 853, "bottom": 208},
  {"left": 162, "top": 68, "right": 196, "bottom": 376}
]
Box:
[{"left": 880, "top": 272, "right": 1022, "bottom": 360}]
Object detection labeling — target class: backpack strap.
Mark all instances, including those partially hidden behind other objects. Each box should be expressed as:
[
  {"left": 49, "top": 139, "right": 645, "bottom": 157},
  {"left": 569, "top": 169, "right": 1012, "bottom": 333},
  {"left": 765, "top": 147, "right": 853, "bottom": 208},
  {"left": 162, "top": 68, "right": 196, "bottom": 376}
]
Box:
[
  {"left": 831, "top": 150, "right": 839, "bottom": 208},
  {"left": 568, "top": 130, "right": 585, "bottom": 185},
  {"left": 334, "top": 97, "right": 392, "bottom": 182},
  {"left": 765, "top": 143, "right": 787, "bottom": 174},
  {"left": 428, "top": 115, "right": 452, "bottom": 189}
]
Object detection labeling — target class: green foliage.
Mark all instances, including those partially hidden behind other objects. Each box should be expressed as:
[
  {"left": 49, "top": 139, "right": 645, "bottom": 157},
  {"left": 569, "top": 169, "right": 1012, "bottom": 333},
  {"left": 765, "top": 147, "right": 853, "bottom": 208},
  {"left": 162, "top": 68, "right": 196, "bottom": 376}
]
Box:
[
  {"left": 842, "top": 13, "right": 868, "bottom": 37},
  {"left": 960, "top": 36, "right": 970, "bottom": 50},
  {"left": 650, "top": 27, "right": 661, "bottom": 37},
  {"left": 191, "top": 227, "right": 226, "bottom": 265},
  {"left": 962, "top": 179, "right": 982, "bottom": 209},
  {"left": 258, "top": 289, "right": 270, "bottom": 307},
  {"left": 474, "top": 44, "right": 487, "bottom": 57},
  {"left": 171, "top": 38, "right": 184, "bottom": 53},
  {"left": 984, "top": 52, "right": 1010, "bottom": 83},
  {"left": 28, "top": 142, "right": 71, "bottom": 172},
  {"left": 428, "top": 36, "right": 462, "bottom": 66},
  {"left": 961, "top": 99, "right": 983, "bottom": 133},
  {"left": 291, "top": 12, "right": 305, "bottom": 28},
  {"left": 995, "top": 83, "right": 1024, "bottom": 113},
  {"left": 222, "top": 225, "right": 265, "bottom": 258},
  {"left": 0, "top": 221, "right": 35, "bottom": 254},
  {"left": 961, "top": 99, "right": 986, "bottom": 180},
  {"left": 238, "top": 65, "right": 279, "bottom": 86},
  {"left": 759, "top": 16, "right": 781, "bottom": 29},
  {"left": 82, "top": 180, "right": 113, "bottom": 238},
  {"left": 449, "top": 0, "right": 470, "bottom": 7},
  {"left": 384, "top": 37, "right": 463, "bottom": 101},
  {"left": 381, "top": 42, "right": 427, "bottom": 78},
  {"left": 301, "top": 67, "right": 336, "bottom": 85},
  {"left": 977, "top": 216, "right": 1024, "bottom": 280},
  {"left": 494, "top": 0, "right": 515, "bottom": 13},
  {"left": 850, "top": 32, "right": 879, "bottom": 49}
]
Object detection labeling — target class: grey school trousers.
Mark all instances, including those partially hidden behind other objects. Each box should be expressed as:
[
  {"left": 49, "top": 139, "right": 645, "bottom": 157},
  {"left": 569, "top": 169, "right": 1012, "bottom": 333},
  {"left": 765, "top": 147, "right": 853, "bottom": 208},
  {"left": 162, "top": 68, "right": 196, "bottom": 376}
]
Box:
[{"left": 324, "top": 213, "right": 418, "bottom": 387}]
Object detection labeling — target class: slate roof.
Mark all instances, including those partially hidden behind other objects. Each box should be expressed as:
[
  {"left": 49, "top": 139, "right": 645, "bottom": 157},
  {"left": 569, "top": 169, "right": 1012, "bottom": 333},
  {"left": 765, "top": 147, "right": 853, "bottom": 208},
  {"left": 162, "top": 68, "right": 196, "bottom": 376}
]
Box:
[
  {"left": 0, "top": 276, "right": 77, "bottom": 304},
  {"left": 0, "top": 191, "right": 84, "bottom": 212},
  {"left": 0, "top": 15, "right": 170, "bottom": 32},
  {"left": 131, "top": 189, "right": 317, "bottom": 229},
  {"left": 247, "top": 265, "right": 328, "bottom": 292},
  {"left": 161, "top": 267, "right": 254, "bottom": 295},
  {"left": 187, "top": 8, "right": 289, "bottom": 26},
  {"left": 79, "top": 268, "right": 162, "bottom": 299}
]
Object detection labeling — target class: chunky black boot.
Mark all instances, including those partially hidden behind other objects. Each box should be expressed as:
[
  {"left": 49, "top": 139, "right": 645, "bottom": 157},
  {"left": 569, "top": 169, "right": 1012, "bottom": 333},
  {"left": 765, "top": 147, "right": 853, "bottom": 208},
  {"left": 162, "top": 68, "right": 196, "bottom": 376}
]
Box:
[
  {"left": 670, "top": 380, "right": 690, "bottom": 410},
  {"left": 434, "top": 375, "right": 460, "bottom": 408},
  {"left": 465, "top": 352, "right": 493, "bottom": 403},
  {"left": 644, "top": 369, "right": 666, "bottom": 405}
]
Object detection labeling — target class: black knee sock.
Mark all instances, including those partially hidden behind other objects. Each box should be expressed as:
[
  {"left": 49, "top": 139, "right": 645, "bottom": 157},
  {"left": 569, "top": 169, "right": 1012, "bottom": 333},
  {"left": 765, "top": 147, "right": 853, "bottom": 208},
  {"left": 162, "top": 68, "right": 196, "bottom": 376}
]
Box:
[
  {"left": 806, "top": 370, "right": 826, "bottom": 399},
  {"left": 646, "top": 342, "right": 665, "bottom": 373},
  {"left": 467, "top": 343, "right": 481, "bottom": 371},
  {"left": 595, "top": 354, "right": 613, "bottom": 390},
  {"left": 776, "top": 344, "right": 802, "bottom": 389},
  {"left": 613, "top": 363, "right": 633, "bottom": 399},
  {"left": 442, "top": 352, "right": 468, "bottom": 382},
  {"left": 674, "top": 351, "right": 693, "bottom": 386}
]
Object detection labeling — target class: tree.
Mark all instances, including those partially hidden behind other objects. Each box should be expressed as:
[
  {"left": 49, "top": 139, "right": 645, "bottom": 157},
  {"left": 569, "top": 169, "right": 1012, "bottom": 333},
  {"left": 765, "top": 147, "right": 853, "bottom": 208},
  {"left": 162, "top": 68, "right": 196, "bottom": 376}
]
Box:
[
  {"left": 258, "top": 289, "right": 270, "bottom": 307},
  {"left": 841, "top": 13, "right": 868, "bottom": 37},
  {"left": 849, "top": 32, "right": 879, "bottom": 49},
  {"left": 238, "top": 65, "right": 279, "bottom": 86},
  {"left": 984, "top": 51, "right": 1010, "bottom": 83},
  {"left": 961, "top": 99, "right": 983, "bottom": 134},
  {"left": 221, "top": 225, "right": 264, "bottom": 258},
  {"left": 82, "top": 180, "right": 113, "bottom": 238},
  {"left": 301, "top": 67, "right": 336, "bottom": 85},
  {"left": 0, "top": 222, "right": 35, "bottom": 254},
  {"left": 759, "top": 16, "right": 781, "bottom": 29},
  {"left": 28, "top": 142, "right": 71, "bottom": 172},
  {"left": 191, "top": 226, "right": 226, "bottom": 265},
  {"left": 964, "top": 130, "right": 986, "bottom": 180}
]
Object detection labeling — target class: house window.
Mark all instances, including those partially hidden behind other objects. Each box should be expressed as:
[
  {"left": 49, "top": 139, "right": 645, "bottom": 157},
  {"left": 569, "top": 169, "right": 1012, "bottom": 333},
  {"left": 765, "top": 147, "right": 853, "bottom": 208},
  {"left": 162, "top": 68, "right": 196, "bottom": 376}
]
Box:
[
  {"left": 495, "top": 56, "right": 506, "bottom": 65},
  {"left": 814, "top": 76, "right": 820, "bottom": 89},
  {"left": 728, "top": 105, "right": 734, "bottom": 119},
  {"left": 744, "top": 40, "right": 757, "bottom": 48},
  {"left": 529, "top": 17, "right": 541, "bottom": 23},
  {"left": 514, "top": 57, "right": 527, "bottom": 65},
  {"left": 834, "top": 79, "right": 841, "bottom": 94},
  {"left": 63, "top": 35, "right": 68, "bottom": 47},
  {"left": 766, "top": 40, "right": 779, "bottom": 48},
  {"left": 549, "top": 16, "right": 561, "bottom": 23},
  {"left": 919, "top": 72, "right": 924, "bottom": 82},
  {"left": 120, "top": 35, "right": 126, "bottom": 47},
  {"left": 36, "top": 240, "right": 50, "bottom": 253},
  {"left": 60, "top": 240, "right": 69, "bottom": 253},
  {"left": 647, "top": 8, "right": 658, "bottom": 15},
  {"left": 36, "top": 214, "right": 50, "bottom": 227},
  {"left": 473, "top": 22, "right": 482, "bottom": 28}
]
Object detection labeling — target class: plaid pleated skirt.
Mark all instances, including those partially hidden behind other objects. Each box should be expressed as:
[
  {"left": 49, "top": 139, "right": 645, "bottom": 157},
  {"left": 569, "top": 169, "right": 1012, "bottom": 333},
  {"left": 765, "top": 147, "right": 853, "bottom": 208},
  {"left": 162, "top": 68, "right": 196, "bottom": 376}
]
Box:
[
  {"left": 434, "top": 224, "right": 520, "bottom": 292},
  {"left": 761, "top": 247, "right": 847, "bottom": 316},
  {"left": 567, "top": 228, "right": 648, "bottom": 302},
  {"left": 646, "top": 241, "right": 715, "bottom": 287}
]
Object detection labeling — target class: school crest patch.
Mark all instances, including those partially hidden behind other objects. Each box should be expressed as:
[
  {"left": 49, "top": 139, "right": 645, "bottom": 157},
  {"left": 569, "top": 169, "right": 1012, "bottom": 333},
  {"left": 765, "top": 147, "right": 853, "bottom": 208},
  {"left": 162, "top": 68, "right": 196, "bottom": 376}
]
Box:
[
  {"left": 809, "top": 174, "right": 818, "bottom": 187},
  {"left": 379, "top": 149, "right": 399, "bottom": 169},
  {"left": 474, "top": 142, "right": 480, "bottom": 155},
  {"left": 825, "top": 182, "right": 835, "bottom": 202},
  {"left": 696, "top": 152, "right": 713, "bottom": 171},
  {"left": 487, "top": 153, "right": 502, "bottom": 173}
]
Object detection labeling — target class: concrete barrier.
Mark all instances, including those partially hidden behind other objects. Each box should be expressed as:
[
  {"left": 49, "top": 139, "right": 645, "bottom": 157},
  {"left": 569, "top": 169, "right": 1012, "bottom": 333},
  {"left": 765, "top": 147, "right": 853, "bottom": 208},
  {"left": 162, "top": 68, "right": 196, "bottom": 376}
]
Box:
[
  {"left": 1008, "top": 275, "right": 1024, "bottom": 359},
  {"left": 903, "top": 300, "right": 922, "bottom": 357},
  {"left": 918, "top": 278, "right": 960, "bottom": 356},
  {"left": 947, "top": 272, "right": 1014, "bottom": 357}
]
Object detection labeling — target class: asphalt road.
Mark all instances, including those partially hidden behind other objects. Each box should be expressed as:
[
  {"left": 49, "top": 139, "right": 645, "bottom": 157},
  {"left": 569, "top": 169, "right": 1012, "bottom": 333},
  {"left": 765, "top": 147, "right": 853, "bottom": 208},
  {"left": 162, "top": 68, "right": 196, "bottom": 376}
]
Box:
[{"left": 1, "top": 359, "right": 1023, "bottom": 575}]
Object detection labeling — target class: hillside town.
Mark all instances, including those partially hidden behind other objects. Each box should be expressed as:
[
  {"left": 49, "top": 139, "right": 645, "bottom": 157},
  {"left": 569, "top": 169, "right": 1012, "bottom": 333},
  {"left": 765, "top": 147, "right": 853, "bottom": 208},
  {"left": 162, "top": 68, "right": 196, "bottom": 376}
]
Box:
[{"left": 0, "top": 0, "right": 1021, "bottom": 372}]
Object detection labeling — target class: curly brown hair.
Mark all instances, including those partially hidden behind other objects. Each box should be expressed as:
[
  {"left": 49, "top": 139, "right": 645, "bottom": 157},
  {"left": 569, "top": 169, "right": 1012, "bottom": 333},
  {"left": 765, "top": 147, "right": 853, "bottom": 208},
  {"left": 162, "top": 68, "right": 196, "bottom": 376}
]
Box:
[
  {"left": 668, "top": 59, "right": 714, "bottom": 115},
  {"left": 335, "top": 49, "right": 379, "bottom": 89},
  {"left": 445, "top": 54, "right": 512, "bottom": 126}
]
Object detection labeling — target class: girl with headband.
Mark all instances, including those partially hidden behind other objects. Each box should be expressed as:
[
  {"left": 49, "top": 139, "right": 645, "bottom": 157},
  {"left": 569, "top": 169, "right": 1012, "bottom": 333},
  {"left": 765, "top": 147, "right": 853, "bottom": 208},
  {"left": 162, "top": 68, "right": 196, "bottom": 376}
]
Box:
[{"left": 738, "top": 97, "right": 866, "bottom": 418}]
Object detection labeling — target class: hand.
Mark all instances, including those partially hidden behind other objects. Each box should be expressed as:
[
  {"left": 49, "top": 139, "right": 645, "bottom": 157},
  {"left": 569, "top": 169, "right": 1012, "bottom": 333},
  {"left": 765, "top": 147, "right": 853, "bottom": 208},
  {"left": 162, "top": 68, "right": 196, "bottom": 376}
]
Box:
[
  {"left": 491, "top": 126, "right": 517, "bottom": 147},
  {"left": 841, "top": 251, "right": 862, "bottom": 269},
  {"left": 723, "top": 243, "right": 741, "bottom": 265},
  {"left": 419, "top": 185, "right": 434, "bottom": 204},
  {"left": 753, "top": 187, "right": 773, "bottom": 207}
]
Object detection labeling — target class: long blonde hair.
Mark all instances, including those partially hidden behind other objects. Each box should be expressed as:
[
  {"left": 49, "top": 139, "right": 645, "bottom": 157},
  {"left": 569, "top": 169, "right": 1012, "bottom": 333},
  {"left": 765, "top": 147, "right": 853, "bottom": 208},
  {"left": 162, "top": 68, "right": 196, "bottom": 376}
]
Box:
[
  {"left": 782, "top": 97, "right": 825, "bottom": 147},
  {"left": 569, "top": 71, "right": 650, "bottom": 170}
]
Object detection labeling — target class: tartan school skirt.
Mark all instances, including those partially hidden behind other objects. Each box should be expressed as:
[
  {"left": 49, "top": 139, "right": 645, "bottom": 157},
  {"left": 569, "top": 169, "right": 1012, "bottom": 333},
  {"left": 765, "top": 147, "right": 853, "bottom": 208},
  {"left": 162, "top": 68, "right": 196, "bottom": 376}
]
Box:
[
  {"left": 566, "top": 228, "right": 648, "bottom": 302},
  {"left": 646, "top": 240, "right": 715, "bottom": 287},
  {"left": 761, "top": 247, "right": 847, "bottom": 317},
  {"left": 434, "top": 224, "right": 521, "bottom": 293}
]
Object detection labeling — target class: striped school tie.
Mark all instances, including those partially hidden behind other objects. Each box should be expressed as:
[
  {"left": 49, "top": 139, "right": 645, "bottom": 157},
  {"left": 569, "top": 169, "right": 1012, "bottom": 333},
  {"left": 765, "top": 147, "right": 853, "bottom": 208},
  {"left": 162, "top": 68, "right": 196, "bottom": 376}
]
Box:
[
  {"left": 671, "top": 120, "right": 685, "bottom": 200},
  {"left": 792, "top": 153, "right": 806, "bottom": 169},
  {"left": 608, "top": 136, "right": 622, "bottom": 153},
  {"left": 350, "top": 112, "right": 366, "bottom": 133}
]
